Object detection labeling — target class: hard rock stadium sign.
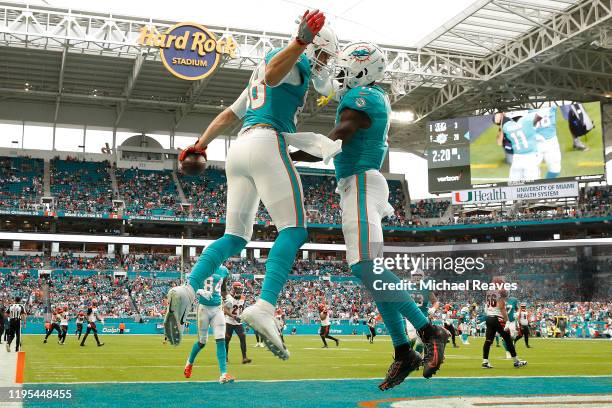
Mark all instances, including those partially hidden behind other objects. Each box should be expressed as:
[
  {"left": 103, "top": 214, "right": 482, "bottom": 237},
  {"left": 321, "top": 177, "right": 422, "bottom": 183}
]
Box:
[{"left": 138, "top": 22, "right": 237, "bottom": 81}]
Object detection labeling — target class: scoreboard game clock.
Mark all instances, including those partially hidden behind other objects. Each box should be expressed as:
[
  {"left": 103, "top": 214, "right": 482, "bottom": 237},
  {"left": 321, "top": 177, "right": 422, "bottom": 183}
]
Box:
[{"left": 427, "top": 117, "right": 472, "bottom": 192}]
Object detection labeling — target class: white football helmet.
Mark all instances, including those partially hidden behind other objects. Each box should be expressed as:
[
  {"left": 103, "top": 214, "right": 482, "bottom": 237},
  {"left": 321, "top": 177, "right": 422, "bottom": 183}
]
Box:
[
  {"left": 336, "top": 41, "right": 387, "bottom": 90},
  {"left": 304, "top": 24, "right": 339, "bottom": 81}
]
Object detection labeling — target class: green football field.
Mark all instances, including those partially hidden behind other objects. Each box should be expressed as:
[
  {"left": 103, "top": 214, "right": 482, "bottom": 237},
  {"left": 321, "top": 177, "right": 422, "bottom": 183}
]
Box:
[
  {"left": 470, "top": 103, "right": 604, "bottom": 183},
  {"left": 22, "top": 334, "right": 612, "bottom": 383}
]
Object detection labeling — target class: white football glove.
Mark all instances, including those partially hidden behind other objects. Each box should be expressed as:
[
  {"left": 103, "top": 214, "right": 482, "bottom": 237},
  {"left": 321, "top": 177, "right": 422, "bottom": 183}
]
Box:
[{"left": 196, "top": 289, "right": 213, "bottom": 301}]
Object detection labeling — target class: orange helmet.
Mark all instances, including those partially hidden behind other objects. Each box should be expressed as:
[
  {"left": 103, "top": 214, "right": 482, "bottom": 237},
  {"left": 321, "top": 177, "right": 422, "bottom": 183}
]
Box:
[{"left": 231, "top": 281, "right": 244, "bottom": 295}]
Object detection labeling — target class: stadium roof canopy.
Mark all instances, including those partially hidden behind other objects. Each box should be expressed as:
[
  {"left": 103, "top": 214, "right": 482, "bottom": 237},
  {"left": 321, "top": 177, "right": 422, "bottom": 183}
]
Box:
[{"left": 0, "top": 0, "right": 611, "bottom": 154}]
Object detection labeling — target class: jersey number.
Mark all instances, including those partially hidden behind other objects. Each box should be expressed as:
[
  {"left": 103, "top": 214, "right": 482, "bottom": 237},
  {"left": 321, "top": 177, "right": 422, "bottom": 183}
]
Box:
[
  {"left": 204, "top": 277, "right": 222, "bottom": 294},
  {"left": 486, "top": 295, "right": 497, "bottom": 308},
  {"left": 510, "top": 130, "right": 528, "bottom": 150},
  {"left": 232, "top": 304, "right": 244, "bottom": 316},
  {"left": 249, "top": 82, "right": 266, "bottom": 110}
]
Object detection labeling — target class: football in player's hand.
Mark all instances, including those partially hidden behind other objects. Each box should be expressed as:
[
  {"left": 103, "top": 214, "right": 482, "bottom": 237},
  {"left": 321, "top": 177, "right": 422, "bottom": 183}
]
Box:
[{"left": 179, "top": 152, "right": 206, "bottom": 176}]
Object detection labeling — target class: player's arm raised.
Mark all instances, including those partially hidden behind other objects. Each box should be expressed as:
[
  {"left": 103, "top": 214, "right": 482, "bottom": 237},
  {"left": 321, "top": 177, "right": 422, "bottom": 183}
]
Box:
[{"left": 265, "top": 10, "right": 325, "bottom": 87}]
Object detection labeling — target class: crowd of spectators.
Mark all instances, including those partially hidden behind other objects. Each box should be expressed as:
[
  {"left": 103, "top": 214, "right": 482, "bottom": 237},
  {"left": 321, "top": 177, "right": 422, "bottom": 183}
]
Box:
[
  {"left": 0, "top": 156, "right": 44, "bottom": 210},
  {"left": 51, "top": 157, "right": 114, "bottom": 213},
  {"left": 116, "top": 168, "right": 180, "bottom": 217},
  {"left": 3, "top": 156, "right": 612, "bottom": 228},
  {"left": 2, "top": 252, "right": 610, "bottom": 326}
]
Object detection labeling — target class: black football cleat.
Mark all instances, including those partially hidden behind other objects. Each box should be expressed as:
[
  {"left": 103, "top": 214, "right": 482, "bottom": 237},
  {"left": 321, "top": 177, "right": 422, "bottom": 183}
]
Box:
[
  {"left": 378, "top": 347, "right": 423, "bottom": 391},
  {"left": 421, "top": 325, "right": 449, "bottom": 379}
]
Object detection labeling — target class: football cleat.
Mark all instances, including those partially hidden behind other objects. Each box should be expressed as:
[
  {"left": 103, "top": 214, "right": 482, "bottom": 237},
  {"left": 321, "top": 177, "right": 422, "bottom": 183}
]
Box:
[
  {"left": 482, "top": 361, "right": 494, "bottom": 369},
  {"left": 97, "top": 343, "right": 105, "bottom": 347},
  {"left": 184, "top": 363, "right": 193, "bottom": 378},
  {"left": 514, "top": 360, "right": 528, "bottom": 368},
  {"left": 421, "top": 325, "right": 450, "bottom": 379},
  {"left": 573, "top": 138, "right": 588, "bottom": 151},
  {"left": 378, "top": 347, "right": 423, "bottom": 391},
  {"left": 335, "top": 339, "right": 340, "bottom": 347},
  {"left": 164, "top": 285, "right": 195, "bottom": 346},
  {"left": 241, "top": 299, "right": 290, "bottom": 360},
  {"left": 242, "top": 358, "right": 252, "bottom": 364},
  {"left": 219, "top": 373, "right": 235, "bottom": 384}
]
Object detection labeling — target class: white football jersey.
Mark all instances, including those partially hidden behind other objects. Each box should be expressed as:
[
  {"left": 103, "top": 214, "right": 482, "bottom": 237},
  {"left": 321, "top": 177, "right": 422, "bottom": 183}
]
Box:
[
  {"left": 320, "top": 310, "right": 331, "bottom": 327},
  {"left": 485, "top": 291, "right": 504, "bottom": 317},
  {"left": 224, "top": 294, "right": 245, "bottom": 325}
]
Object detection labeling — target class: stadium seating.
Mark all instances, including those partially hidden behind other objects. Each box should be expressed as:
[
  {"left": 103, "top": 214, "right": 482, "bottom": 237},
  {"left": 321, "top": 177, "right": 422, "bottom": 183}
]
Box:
[
  {"left": 0, "top": 156, "right": 44, "bottom": 210},
  {"left": 116, "top": 168, "right": 180, "bottom": 216},
  {"left": 2, "top": 252, "right": 609, "bottom": 329},
  {"left": 2, "top": 155, "right": 612, "bottom": 228},
  {"left": 51, "top": 158, "right": 114, "bottom": 213}
]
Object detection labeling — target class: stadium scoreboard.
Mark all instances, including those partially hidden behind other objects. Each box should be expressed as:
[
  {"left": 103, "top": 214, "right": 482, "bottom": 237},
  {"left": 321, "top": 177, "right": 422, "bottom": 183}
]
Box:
[
  {"left": 426, "top": 117, "right": 472, "bottom": 192},
  {"left": 426, "top": 101, "right": 605, "bottom": 194}
]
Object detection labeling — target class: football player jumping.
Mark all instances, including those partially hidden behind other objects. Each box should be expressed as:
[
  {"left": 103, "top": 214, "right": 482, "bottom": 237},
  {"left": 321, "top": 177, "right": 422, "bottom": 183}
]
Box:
[
  {"left": 164, "top": 10, "right": 340, "bottom": 362},
  {"left": 291, "top": 41, "right": 450, "bottom": 391},
  {"left": 184, "top": 265, "right": 234, "bottom": 384}
]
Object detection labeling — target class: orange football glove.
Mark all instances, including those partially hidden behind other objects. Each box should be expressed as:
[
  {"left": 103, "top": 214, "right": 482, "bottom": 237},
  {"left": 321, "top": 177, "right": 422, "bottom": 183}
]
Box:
[
  {"left": 179, "top": 145, "right": 207, "bottom": 162},
  {"left": 296, "top": 9, "right": 325, "bottom": 45}
]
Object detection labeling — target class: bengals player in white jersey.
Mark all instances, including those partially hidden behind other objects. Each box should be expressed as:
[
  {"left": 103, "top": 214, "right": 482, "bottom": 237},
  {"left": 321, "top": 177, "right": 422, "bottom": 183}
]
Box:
[
  {"left": 223, "top": 282, "right": 252, "bottom": 364},
  {"left": 482, "top": 277, "right": 526, "bottom": 369}
]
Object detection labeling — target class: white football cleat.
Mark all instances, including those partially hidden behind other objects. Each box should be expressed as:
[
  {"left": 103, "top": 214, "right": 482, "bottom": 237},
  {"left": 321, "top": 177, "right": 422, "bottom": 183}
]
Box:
[
  {"left": 219, "top": 373, "right": 235, "bottom": 384},
  {"left": 163, "top": 285, "right": 195, "bottom": 346},
  {"left": 241, "top": 299, "right": 290, "bottom": 360}
]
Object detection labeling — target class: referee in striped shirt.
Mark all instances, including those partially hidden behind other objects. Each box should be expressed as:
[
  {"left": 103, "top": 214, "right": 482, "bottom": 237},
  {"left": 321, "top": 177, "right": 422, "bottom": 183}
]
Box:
[{"left": 6, "top": 296, "right": 26, "bottom": 352}]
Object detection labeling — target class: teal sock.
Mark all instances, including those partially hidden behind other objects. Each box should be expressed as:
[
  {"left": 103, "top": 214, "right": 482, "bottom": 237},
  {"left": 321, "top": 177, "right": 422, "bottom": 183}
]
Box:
[
  {"left": 462, "top": 333, "right": 468, "bottom": 343},
  {"left": 188, "top": 341, "right": 204, "bottom": 364},
  {"left": 188, "top": 234, "right": 246, "bottom": 291},
  {"left": 351, "top": 263, "right": 409, "bottom": 347},
  {"left": 216, "top": 338, "right": 227, "bottom": 375},
  {"left": 377, "top": 301, "right": 410, "bottom": 346},
  {"left": 351, "top": 261, "right": 428, "bottom": 330},
  {"left": 260, "top": 227, "right": 307, "bottom": 306}
]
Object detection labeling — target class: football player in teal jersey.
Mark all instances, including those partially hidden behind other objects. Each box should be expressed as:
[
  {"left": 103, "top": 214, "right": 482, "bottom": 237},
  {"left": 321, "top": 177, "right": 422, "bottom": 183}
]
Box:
[
  {"left": 502, "top": 296, "right": 520, "bottom": 358},
  {"left": 165, "top": 10, "right": 338, "bottom": 362},
  {"left": 184, "top": 265, "right": 234, "bottom": 383},
  {"left": 531, "top": 106, "right": 561, "bottom": 178},
  {"left": 494, "top": 111, "right": 542, "bottom": 182},
  {"left": 291, "top": 42, "right": 449, "bottom": 391}
]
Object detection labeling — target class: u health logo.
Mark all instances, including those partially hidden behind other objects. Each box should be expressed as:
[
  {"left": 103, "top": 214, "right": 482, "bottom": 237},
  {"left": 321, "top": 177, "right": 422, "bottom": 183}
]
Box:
[{"left": 138, "top": 22, "right": 237, "bottom": 81}]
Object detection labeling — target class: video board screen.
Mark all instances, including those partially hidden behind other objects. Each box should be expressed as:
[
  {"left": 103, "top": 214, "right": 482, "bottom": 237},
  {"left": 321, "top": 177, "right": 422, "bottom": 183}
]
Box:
[{"left": 427, "top": 102, "right": 604, "bottom": 193}]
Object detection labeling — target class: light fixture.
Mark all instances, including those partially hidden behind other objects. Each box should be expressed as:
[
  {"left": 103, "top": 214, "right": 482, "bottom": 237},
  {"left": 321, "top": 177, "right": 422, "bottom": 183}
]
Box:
[{"left": 390, "top": 110, "right": 415, "bottom": 123}]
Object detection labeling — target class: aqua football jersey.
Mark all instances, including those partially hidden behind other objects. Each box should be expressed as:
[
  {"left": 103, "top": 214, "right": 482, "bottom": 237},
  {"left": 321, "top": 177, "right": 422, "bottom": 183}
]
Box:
[
  {"left": 198, "top": 266, "right": 229, "bottom": 307},
  {"left": 333, "top": 85, "right": 390, "bottom": 180},
  {"left": 533, "top": 106, "right": 557, "bottom": 140},
  {"left": 506, "top": 297, "right": 519, "bottom": 322},
  {"left": 242, "top": 48, "right": 311, "bottom": 134},
  {"left": 502, "top": 112, "right": 539, "bottom": 155}
]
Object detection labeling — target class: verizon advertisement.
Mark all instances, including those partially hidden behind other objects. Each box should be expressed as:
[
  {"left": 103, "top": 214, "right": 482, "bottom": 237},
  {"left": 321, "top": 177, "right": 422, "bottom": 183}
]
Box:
[{"left": 452, "top": 181, "right": 579, "bottom": 204}]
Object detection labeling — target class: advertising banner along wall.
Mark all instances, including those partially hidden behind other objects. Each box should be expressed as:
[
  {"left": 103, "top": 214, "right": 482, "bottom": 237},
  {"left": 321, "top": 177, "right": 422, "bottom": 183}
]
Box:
[{"left": 452, "top": 181, "right": 579, "bottom": 204}]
